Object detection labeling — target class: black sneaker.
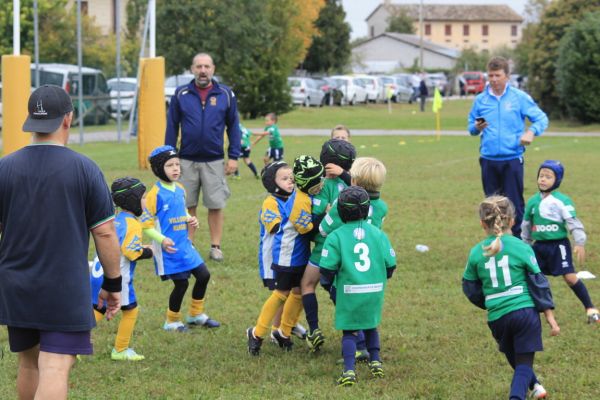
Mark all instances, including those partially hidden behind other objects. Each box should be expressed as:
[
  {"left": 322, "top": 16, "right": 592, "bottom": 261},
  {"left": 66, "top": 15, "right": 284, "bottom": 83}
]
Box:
[
  {"left": 271, "top": 329, "right": 293, "bottom": 351},
  {"left": 247, "top": 327, "right": 263, "bottom": 356},
  {"left": 306, "top": 328, "right": 325, "bottom": 352},
  {"left": 337, "top": 370, "right": 357, "bottom": 387},
  {"left": 368, "top": 360, "right": 384, "bottom": 378}
]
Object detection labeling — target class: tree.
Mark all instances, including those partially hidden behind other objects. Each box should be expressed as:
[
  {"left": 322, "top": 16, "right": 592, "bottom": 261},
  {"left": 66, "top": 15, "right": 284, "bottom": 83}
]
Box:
[
  {"left": 289, "top": 0, "right": 325, "bottom": 62},
  {"left": 527, "top": 0, "right": 600, "bottom": 117},
  {"left": 386, "top": 10, "right": 415, "bottom": 34},
  {"left": 451, "top": 47, "right": 487, "bottom": 73},
  {"left": 303, "top": 0, "right": 351, "bottom": 73},
  {"left": 556, "top": 11, "right": 600, "bottom": 123}
]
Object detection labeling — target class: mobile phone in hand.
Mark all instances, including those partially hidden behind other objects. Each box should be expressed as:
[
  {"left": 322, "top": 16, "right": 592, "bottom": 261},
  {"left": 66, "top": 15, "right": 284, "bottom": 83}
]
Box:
[{"left": 476, "top": 117, "right": 486, "bottom": 123}]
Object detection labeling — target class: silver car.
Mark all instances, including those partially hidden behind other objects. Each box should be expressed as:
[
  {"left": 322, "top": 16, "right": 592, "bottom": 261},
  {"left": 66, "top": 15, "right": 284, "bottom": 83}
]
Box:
[{"left": 288, "top": 77, "right": 326, "bottom": 107}]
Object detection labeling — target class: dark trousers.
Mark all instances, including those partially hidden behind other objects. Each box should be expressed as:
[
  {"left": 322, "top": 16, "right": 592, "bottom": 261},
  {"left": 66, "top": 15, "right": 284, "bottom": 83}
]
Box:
[{"left": 479, "top": 157, "right": 524, "bottom": 238}]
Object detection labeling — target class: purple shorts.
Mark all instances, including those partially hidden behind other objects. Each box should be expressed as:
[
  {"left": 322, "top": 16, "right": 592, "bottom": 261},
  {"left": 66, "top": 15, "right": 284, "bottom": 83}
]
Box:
[{"left": 7, "top": 326, "right": 93, "bottom": 355}]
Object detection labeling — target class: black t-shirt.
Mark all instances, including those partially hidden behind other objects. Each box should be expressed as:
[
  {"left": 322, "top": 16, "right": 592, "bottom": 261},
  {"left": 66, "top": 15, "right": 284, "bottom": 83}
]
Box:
[{"left": 0, "top": 144, "right": 114, "bottom": 331}]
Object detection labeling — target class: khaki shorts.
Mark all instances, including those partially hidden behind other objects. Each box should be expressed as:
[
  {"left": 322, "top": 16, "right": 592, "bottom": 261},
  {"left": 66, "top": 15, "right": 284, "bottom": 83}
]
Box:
[{"left": 180, "top": 159, "right": 231, "bottom": 209}]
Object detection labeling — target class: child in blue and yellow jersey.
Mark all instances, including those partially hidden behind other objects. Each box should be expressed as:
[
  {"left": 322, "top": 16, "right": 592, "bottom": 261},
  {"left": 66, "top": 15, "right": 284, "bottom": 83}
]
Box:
[
  {"left": 91, "top": 177, "right": 153, "bottom": 361},
  {"left": 141, "top": 145, "right": 220, "bottom": 332},
  {"left": 521, "top": 160, "right": 600, "bottom": 324},
  {"left": 247, "top": 161, "right": 314, "bottom": 355},
  {"left": 463, "top": 196, "right": 559, "bottom": 400},
  {"left": 301, "top": 138, "right": 356, "bottom": 352}
]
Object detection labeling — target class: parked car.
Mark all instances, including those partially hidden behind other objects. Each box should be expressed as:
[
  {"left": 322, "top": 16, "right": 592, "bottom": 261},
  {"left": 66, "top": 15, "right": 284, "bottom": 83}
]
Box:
[
  {"left": 391, "top": 74, "right": 414, "bottom": 103},
  {"left": 427, "top": 72, "right": 449, "bottom": 96},
  {"left": 329, "top": 75, "right": 368, "bottom": 105},
  {"left": 164, "top": 73, "right": 194, "bottom": 107},
  {"left": 462, "top": 71, "right": 486, "bottom": 95},
  {"left": 30, "top": 63, "right": 110, "bottom": 124},
  {"left": 356, "top": 75, "right": 380, "bottom": 102},
  {"left": 288, "top": 77, "right": 325, "bottom": 107},
  {"left": 107, "top": 77, "right": 137, "bottom": 117},
  {"left": 314, "top": 77, "right": 344, "bottom": 106}
]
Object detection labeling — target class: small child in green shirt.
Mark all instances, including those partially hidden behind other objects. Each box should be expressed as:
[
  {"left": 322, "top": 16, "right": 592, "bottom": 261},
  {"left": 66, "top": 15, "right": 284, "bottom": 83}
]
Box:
[{"left": 253, "top": 112, "right": 284, "bottom": 164}]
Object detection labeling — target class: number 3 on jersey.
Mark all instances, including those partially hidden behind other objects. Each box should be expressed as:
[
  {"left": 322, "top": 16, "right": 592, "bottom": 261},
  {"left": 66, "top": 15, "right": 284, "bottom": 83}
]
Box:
[
  {"left": 485, "top": 255, "right": 512, "bottom": 287},
  {"left": 354, "top": 243, "right": 371, "bottom": 272}
]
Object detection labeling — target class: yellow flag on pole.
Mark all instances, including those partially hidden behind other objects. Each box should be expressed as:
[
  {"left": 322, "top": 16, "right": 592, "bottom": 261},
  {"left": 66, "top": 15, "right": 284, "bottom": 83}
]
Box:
[{"left": 432, "top": 87, "right": 443, "bottom": 113}]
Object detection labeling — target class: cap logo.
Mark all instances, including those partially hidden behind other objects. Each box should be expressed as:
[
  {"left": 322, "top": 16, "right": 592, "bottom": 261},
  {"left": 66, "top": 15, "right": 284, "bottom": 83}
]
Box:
[{"left": 34, "top": 99, "right": 48, "bottom": 116}]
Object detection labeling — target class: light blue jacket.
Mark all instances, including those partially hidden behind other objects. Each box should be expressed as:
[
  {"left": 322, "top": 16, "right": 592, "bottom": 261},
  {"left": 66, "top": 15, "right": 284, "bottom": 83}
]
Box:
[{"left": 468, "top": 84, "right": 548, "bottom": 161}]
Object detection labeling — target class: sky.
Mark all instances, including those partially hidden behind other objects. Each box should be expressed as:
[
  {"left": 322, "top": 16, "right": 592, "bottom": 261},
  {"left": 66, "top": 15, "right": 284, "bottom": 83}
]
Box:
[{"left": 341, "top": 0, "right": 529, "bottom": 39}]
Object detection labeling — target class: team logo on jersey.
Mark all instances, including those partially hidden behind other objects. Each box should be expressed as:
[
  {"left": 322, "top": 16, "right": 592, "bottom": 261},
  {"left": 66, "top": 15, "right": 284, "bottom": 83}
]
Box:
[
  {"left": 533, "top": 224, "right": 559, "bottom": 232},
  {"left": 390, "top": 248, "right": 396, "bottom": 257},
  {"left": 321, "top": 249, "right": 329, "bottom": 258},
  {"left": 313, "top": 198, "right": 322, "bottom": 206},
  {"left": 162, "top": 204, "right": 169, "bottom": 212},
  {"left": 353, "top": 227, "right": 365, "bottom": 240},
  {"left": 210, "top": 97, "right": 217, "bottom": 106},
  {"left": 91, "top": 258, "right": 104, "bottom": 278},
  {"left": 126, "top": 235, "right": 143, "bottom": 252},
  {"left": 295, "top": 210, "right": 312, "bottom": 229}
]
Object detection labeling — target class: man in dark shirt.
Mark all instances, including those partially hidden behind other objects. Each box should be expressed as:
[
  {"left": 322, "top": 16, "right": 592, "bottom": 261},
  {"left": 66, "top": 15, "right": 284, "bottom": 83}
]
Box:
[{"left": 0, "top": 85, "right": 122, "bottom": 400}]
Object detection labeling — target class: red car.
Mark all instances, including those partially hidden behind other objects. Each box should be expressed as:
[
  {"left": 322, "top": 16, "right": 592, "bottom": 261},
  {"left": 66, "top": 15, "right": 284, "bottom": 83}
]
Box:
[{"left": 462, "top": 71, "right": 486, "bottom": 95}]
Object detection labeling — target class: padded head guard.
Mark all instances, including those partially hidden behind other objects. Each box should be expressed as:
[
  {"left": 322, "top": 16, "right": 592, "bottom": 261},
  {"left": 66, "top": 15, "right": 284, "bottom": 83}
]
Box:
[
  {"left": 319, "top": 139, "right": 356, "bottom": 171},
  {"left": 538, "top": 160, "right": 564, "bottom": 192},
  {"left": 111, "top": 177, "right": 146, "bottom": 216},
  {"left": 149, "top": 145, "right": 178, "bottom": 182},
  {"left": 337, "top": 186, "right": 370, "bottom": 223},
  {"left": 293, "top": 155, "right": 324, "bottom": 194},
  {"left": 261, "top": 161, "right": 292, "bottom": 196}
]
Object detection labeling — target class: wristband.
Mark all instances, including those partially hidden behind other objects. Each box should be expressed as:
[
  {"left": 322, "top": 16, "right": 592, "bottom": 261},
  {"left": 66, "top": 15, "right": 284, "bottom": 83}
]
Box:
[{"left": 101, "top": 275, "right": 122, "bottom": 293}]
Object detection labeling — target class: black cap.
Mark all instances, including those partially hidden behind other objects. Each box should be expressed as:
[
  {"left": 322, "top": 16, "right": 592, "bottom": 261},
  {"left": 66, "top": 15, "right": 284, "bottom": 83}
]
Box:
[{"left": 23, "top": 85, "right": 73, "bottom": 134}]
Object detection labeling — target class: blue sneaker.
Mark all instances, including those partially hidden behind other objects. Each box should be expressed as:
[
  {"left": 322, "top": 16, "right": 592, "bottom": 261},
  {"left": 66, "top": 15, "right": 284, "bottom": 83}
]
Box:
[
  {"left": 163, "top": 321, "right": 189, "bottom": 332},
  {"left": 337, "top": 370, "right": 357, "bottom": 387},
  {"left": 186, "top": 314, "right": 221, "bottom": 328}
]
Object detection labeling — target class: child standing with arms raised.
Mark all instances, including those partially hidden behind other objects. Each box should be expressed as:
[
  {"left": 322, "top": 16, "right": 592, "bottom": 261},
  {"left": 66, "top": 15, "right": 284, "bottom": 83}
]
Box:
[
  {"left": 253, "top": 112, "right": 284, "bottom": 164},
  {"left": 142, "top": 145, "right": 220, "bottom": 331},
  {"left": 521, "top": 160, "right": 600, "bottom": 323},
  {"left": 463, "top": 196, "right": 560, "bottom": 400}
]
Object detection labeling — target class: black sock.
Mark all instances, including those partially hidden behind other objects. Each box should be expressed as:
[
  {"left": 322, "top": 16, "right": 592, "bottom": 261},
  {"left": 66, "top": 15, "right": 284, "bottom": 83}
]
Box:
[
  {"left": 570, "top": 280, "right": 594, "bottom": 309},
  {"left": 247, "top": 162, "right": 258, "bottom": 176}
]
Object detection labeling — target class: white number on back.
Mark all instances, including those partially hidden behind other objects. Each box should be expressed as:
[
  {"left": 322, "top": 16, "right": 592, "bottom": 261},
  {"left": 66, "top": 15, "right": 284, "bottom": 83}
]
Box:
[
  {"left": 353, "top": 243, "right": 371, "bottom": 272},
  {"left": 484, "top": 255, "right": 512, "bottom": 288}
]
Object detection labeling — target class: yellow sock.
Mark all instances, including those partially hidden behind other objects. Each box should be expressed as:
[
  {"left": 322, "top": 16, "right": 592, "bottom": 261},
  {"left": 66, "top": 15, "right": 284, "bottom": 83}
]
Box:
[
  {"left": 166, "top": 309, "right": 181, "bottom": 323},
  {"left": 255, "top": 291, "right": 287, "bottom": 338},
  {"left": 114, "top": 307, "right": 139, "bottom": 352},
  {"left": 189, "top": 298, "right": 205, "bottom": 317},
  {"left": 94, "top": 309, "right": 105, "bottom": 323},
  {"left": 280, "top": 292, "right": 303, "bottom": 337}
]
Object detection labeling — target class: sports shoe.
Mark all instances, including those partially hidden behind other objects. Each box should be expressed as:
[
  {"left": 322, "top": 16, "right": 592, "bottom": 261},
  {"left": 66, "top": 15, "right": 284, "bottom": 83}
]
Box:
[
  {"left": 186, "top": 314, "right": 221, "bottom": 328},
  {"left": 306, "top": 328, "right": 325, "bottom": 352},
  {"left": 587, "top": 308, "right": 600, "bottom": 324},
  {"left": 368, "top": 360, "right": 384, "bottom": 378},
  {"left": 163, "top": 321, "right": 189, "bottom": 332},
  {"left": 247, "top": 327, "right": 263, "bottom": 356},
  {"left": 337, "top": 370, "right": 357, "bottom": 387},
  {"left": 271, "top": 329, "right": 293, "bottom": 351},
  {"left": 291, "top": 323, "right": 307, "bottom": 340},
  {"left": 209, "top": 247, "right": 224, "bottom": 262},
  {"left": 232, "top": 175, "right": 241, "bottom": 180},
  {"left": 336, "top": 349, "right": 370, "bottom": 365},
  {"left": 111, "top": 348, "right": 145, "bottom": 361},
  {"left": 529, "top": 383, "right": 547, "bottom": 399}
]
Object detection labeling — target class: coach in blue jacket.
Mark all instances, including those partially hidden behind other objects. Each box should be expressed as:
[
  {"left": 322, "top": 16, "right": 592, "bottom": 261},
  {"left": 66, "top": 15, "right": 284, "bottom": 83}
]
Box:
[
  {"left": 165, "top": 52, "right": 241, "bottom": 262},
  {"left": 468, "top": 56, "right": 548, "bottom": 238}
]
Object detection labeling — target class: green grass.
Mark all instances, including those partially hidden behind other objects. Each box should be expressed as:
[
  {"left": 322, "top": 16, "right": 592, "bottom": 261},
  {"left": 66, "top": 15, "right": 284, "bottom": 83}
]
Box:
[{"left": 1, "top": 136, "right": 600, "bottom": 399}]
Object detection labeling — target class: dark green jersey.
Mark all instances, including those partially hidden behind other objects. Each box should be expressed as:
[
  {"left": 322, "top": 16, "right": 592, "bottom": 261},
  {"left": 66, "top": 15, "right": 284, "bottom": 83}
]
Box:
[
  {"left": 320, "top": 221, "right": 396, "bottom": 330},
  {"left": 463, "top": 235, "right": 540, "bottom": 322},
  {"left": 266, "top": 124, "right": 283, "bottom": 149},
  {"left": 240, "top": 123, "right": 252, "bottom": 148},
  {"left": 320, "top": 196, "right": 388, "bottom": 237},
  {"left": 523, "top": 191, "right": 576, "bottom": 241}
]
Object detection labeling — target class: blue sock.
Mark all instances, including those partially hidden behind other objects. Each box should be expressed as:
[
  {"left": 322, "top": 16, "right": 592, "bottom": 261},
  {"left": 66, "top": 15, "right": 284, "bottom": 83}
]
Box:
[
  {"left": 570, "top": 280, "right": 594, "bottom": 309},
  {"left": 342, "top": 331, "right": 358, "bottom": 371},
  {"left": 302, "top": 293, "right": 319, "bottom": 332},
  {"left": 510, "top": 364, "right": 533, "bottom": 400},
  {"left": 529, "top": 372, "right": 539, "bottom": 390},
  {"left": 364, "top": 328, "right": 380, "bottom": 361},
  {"left": 356, "top": 330, "right": 366, "bottom": 351},
  {"left": 247, "top": 162, "right": 258, "bottom": 177}
]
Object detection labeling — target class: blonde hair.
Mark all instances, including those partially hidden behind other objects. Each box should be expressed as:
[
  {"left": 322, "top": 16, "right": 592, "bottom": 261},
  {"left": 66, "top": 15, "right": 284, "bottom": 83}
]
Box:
[
  {"left": 479, "top": 196, "right": 515, "bottom": 256},
  {"left": 331, "top": 125, "right": 351, "bottom": 141},
  {"left": 350, "top": 157, "right": 386, "bottom": 193}
]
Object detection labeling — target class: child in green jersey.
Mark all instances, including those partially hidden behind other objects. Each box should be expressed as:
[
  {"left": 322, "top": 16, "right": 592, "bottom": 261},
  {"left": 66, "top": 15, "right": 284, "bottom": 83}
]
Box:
[
  {"left": 233, "top": 121, "right": 259, "bottom": 180},
  {"left": 320, "top": 186, "right": 397, "bottom": 386},
  {"left": 463, "top": 196, "right": 560, "bottom": 400},
  {"left": 521, "top": 160, "right": 600, "bottom": 324},
  {"left": 253, "top": 112, "right": 284, "bottom": 164}
]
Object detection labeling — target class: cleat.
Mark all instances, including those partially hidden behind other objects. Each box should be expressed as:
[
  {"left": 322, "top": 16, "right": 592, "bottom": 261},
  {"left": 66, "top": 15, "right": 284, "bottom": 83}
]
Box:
[
  {"left": 306, "top": 328, "right": 325, "bottom": 352},
  {"left": 587, "top": 308, "right": 600, "bottom": 324},
  {"left": 186, "top": 314, "right": 221, "bottom": 328},
  {"left": 271, "top": 329, "right": 293, "bottom": 351},
  {"left": 247, "top": 327, "right": 263, "bottom": 356},
  {"left": 529, "top": 383, "right": 547, "bottom": 399},
  {"left": 163, "top": 321, "right": 189, "bottom": 332},
  {"left": 337, "top": 370, "right": 357, "bottom": 387},
  {"left": 232, "top": 175, "right": 241, "bottom": 180},
  {"left": 368, "top": 360, "right": 384, "bottom": 378},
  {"left": 209, "top": 247, "right": 224, "bottom": 262},
  {"left": 111, "top": 348, "right": 145, "bottom": 361},
  {"left": 291, "top": 323, "right": 307, "bottom": 340},
  {"left": 336, "top": 349, "right": 370, "bottom": 365}
]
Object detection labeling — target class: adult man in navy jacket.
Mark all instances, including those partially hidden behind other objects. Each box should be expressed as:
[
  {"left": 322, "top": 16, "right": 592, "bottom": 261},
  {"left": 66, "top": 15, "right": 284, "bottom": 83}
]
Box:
[
  {"left": 468, "top": 56, "right": 548, "bottom": 238},
  {"left": 165, "top": 53, "right": 241, "bottom": 261}
]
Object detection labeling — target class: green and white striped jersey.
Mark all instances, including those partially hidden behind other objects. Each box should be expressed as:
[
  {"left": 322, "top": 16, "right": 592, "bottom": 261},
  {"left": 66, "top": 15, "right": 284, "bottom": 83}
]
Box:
[{"left": 523, "top": 191, "right": 576, "bottom": 241}]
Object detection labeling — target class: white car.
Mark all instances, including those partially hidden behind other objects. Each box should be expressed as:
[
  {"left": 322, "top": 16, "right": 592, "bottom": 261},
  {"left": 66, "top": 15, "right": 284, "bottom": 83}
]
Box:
[
  {"left": 355, "top": 75, "right": 380, "bottom": 102},
  {"left": 107, "top": 77, "right": 137, "bottom": 117},
  {"left": 287, "top": 77, "right": 325, "bottom": 107},
  {"left": 329, "top": 75, "right": 368, "bottom": 105},
  {"left": 164, "top": 73, "right": 194, "bottom": 107}
]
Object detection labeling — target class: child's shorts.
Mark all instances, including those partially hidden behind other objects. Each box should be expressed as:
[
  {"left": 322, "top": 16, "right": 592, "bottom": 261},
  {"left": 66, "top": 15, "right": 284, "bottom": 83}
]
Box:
[
  {"left": 272, "top": 265, "right": 305, "bottom": 291},
  {"left": 533, "top": 238, "right": 575, "bottom": 276},
  {"left": 160, "top": 264, "right": 206, "bottom": 281},
  {"left": 487, "top": 307, "right": 543, "bottom": 354},
  {"left": 241, "top": 147, "right": 251, "bottom": 158},
  {"left": 7, "top": 326, "right": 93, "bottom": 355},
  {"left": 266, "top": 147, "right": 284, "bottom": 161},
  {"left": 262, "top": 278, "right": 276, "bottom": 290}
]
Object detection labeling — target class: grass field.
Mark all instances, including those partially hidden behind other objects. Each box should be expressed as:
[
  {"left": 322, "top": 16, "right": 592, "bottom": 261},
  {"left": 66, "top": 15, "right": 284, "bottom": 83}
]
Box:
[{"left": 1, "top": 135, "right": 600, "bottom": 399}]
